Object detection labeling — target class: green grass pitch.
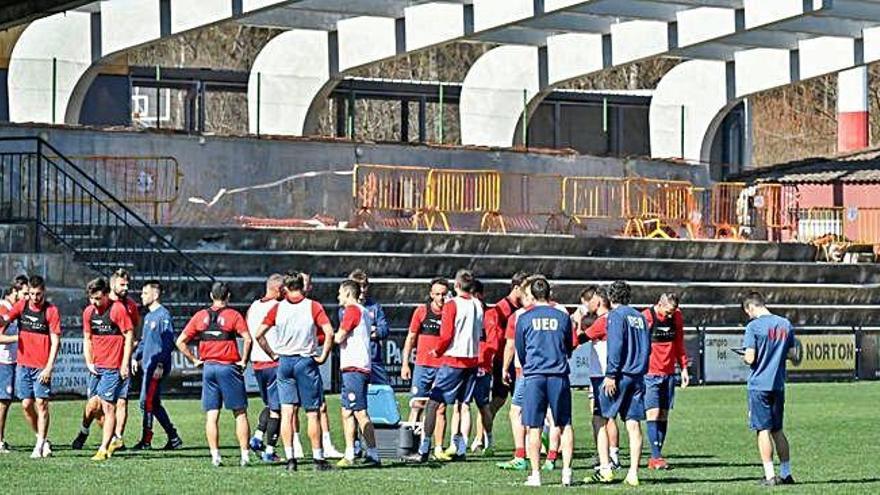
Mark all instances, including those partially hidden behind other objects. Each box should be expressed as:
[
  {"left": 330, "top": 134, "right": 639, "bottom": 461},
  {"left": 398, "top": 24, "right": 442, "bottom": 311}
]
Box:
[{"left": 0, "top": 382, "right": 878, "bottom": 494}]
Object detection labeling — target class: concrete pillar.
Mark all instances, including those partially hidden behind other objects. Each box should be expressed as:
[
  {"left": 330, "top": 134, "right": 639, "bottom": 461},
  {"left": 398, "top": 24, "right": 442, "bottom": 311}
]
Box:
[{"left": 837, "top": 66, "right": 869, "bottom": 152}]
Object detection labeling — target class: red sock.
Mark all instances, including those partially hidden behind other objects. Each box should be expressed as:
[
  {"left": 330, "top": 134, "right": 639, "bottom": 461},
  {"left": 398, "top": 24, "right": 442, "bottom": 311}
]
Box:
[
  {"left": 515, "top": 448, "right": 525, "bottom": 459},
  {"left": 547, "top": 450, "right": 558, "bottom": 461}
]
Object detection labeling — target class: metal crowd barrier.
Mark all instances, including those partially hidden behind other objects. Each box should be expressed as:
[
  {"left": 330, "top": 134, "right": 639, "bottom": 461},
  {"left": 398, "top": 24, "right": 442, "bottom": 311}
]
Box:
[
  {"left": 561, "top": 177, "right": 625, "bottom": 233},
  {"left": 499, "top": 172, "right": 566, "bottom": 233},
  {"left": 48, "top": 155, "right": 182, "bottom": 224},
  {"left": 424, "top": 168, "right": 503, "bottom": 232},
  {"left": 351, "top": 164, "right": 430, "bottom": 229}
]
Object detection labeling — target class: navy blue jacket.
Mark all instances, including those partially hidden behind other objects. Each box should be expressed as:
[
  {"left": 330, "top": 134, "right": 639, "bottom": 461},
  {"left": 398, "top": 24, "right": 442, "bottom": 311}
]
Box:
[
  {"left": 134, "top": 305, "right": 175, "bottom": 373},
  {"left": 515, "top": 304, "right": 573, "bottom": 376},
  {"left": 605, "top": 305, "right": 651, "bottom": 378}
]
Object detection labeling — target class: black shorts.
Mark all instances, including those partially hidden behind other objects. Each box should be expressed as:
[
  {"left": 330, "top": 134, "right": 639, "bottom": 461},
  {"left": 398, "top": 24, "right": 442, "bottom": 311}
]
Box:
[{"left": 491, "top": 360, "right": 511, "bottom": 401}]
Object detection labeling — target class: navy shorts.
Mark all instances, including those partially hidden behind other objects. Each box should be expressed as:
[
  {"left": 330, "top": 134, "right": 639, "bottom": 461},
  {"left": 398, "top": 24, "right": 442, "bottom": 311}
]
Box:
[
  {"left": 597, "top": 374, "right": 645, "bottom": 421},
  {"left": 89, "top": 371, "right": 130, "bottom": 401},
  {"left": 0, "top": 363, "right": 14, "bottom": 400},
  {"left": 748, "top": 389, "right": 785, "bottom": 432},
  {"left": 254, "top": 366, "right": 281, "bottom": 412},
  {"left": 512, "top": 376, "right": 526, "bottom": 408},
  {"left": 590, "top": 377, "right": 605, "bottom": 416},
  {"left": 341, "top": 371, "right": 370, "bottom": 411},
  {"left": 429, "top": 365, "right": 476, "bottom": 405},
  {"left": 277, "top": 355, "right": 323, "bottom": 412},
  {"left": 15, "top": 365, "right": 51, "bottom": 400},
  {"left": 410, "top": 365, "right": 438, "bottom": 398},
  {"left": 202, "top": 363, "right": 248, "bottom": 412},
  {"left": 369, "top": 362, "right": 390, "bottom": 386},
  {"left": 93, "top": 368, "right": 126, "bottom": 403},
  {"left": 644, "top": 374, "right": 676, "bottom": 410},
  {"left": 471, "top": 371, "right": 492, "bottom": 408},
  {"left": 521, "top": 374, "right": 572, "bottom": 428}
]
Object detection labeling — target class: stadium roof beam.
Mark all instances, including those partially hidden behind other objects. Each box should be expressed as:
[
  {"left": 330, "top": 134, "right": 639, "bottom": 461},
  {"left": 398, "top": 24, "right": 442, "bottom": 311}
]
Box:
[
  {"left": 459, "top": 0, "right": 880, "bottom": 148},
  {"left": 648, "top": 31, "right": 880, "bottom": 162}
]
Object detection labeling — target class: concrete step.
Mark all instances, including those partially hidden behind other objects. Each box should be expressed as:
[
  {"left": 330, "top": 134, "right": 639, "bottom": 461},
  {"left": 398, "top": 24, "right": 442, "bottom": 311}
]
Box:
[
  {"left": 53, "top": 225, "right": 819, "bottom": 262},
  {"left": 159, "top": 299, "right": 877, "bottom": 328},
  {"left": 75, "top": 248, "right": 880, "bottom": 285}
]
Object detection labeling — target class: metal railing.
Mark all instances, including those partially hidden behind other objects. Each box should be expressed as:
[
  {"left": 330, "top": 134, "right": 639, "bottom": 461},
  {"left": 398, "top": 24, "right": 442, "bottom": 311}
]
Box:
[{"left": 0, "top": 137, "right": 214, "bottom": 291}]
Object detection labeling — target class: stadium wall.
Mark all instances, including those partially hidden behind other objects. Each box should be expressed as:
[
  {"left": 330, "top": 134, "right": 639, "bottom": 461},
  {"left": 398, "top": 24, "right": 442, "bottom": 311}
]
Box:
[{"left": 0, "top": 124, "right": 709, "bottom": 226}]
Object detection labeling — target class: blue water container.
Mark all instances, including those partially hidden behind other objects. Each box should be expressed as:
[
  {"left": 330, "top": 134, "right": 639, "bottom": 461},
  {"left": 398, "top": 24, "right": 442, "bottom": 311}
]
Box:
[{"left": 367, "top": 384, "right": 401, "bottom": 425}]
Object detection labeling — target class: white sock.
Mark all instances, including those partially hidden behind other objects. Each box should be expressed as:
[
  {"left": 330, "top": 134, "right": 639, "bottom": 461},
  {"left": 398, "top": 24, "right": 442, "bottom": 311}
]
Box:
[
  {"left": 284, "top": 446, "right": 294, "bottom": 460},
  {"left": 344, "top": 446, "right": 355, "bottom": 460},
  {"left": 240, "top": 449, "right": 249, "bottom": 463},
  {"left": 610, "top": 447, "right": 620, "bottom": 463},
  {"left": 313, "top": 448, "right": 324, "bottom": 461},
  {"left": 322, "top": 432, "right": 333, "bottom": 447},
  {"left": 485, "top": 432, "right": 494, "bottom": 448},
  {"left": 779, "top": 461, "right": 791, "bottom": 478},
  {"left": 253, "top": 430, "right": 263, "bottom": 441},
  {"left": 628, "top": 466, "right": 638, "bottom": 479},
  {"left": 293, "top": 433, "right": 303, "bottom": 448},
  {"left": 80, "top": 425, "right": 90, "bottom": 435},
  {"left": 35, "top": 436, "right": 45, "bottom": 447},
  {"left": 367, "top": 447, "right": 379, "bottom": 460},
  {"left": 265, "top": 445, "right": 274, "bottom": 455},
  {"left": 210, "top": 449, "right": 221, "bottom": 461},
  {"left": 763, "top": 461, "right": 775, "bottom": 480}
]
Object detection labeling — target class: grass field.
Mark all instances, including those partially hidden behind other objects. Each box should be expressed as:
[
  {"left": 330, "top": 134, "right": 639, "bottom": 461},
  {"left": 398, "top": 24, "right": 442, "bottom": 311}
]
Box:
[{"left": 0, "top": 382, "right": 878, "bottom": 494}]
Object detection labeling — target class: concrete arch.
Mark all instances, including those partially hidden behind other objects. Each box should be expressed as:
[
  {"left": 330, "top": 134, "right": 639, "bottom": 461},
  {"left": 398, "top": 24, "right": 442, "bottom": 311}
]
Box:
[
  {"left": 460, "top": 45, "right": 541, "bottom": 147},
  {"left": 650, "top": 34, "right": 871, "bottom": 163},
  {"left": 247, "top": 29, "right": 332, "bottom": 136},
  {"left": 10, "top": 0, "right": 287, "bottom": 124},
  {"left": 8, "top": 11, "right": 92, "bottom": 124}
]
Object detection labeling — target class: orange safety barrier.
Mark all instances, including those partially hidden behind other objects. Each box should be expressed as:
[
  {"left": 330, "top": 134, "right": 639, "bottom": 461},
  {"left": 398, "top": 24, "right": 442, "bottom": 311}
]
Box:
[
  {"left": 351, "top": 164, "right": 430, "bottom": 229},
  {"left": 499, "top": 173, "right": 565, "bottom": 233},
  {"left": 424, "top": 169, "right": 502, "bottom": 232},
  {"left": 687, "top": 187, "right": 711, "bottom": 239},
  {"left": 623, "top": 178, "right": 694, "bottom": 239},
  {"left": 54, "top": 155, "right": 182, "bottom": 223},
  {"left": 561, "top": 177, "right": 625, "bottom": 233},
  {"left": 753, "top": 183, "right": 798, "bottom": 241},
  {"left": 710, "top": 182, "right": 746, "bottom": 239},
  {"left": 853, "top": 207, "right": 880, "bottom": 245}
]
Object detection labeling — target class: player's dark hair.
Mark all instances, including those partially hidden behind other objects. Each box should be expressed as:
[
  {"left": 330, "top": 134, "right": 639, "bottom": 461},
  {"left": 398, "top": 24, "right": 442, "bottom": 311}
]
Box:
[
  {"left": 742, "top": 291, "right": 765, "bottom": 309},
  {"left": 607, "top": 280, "right": 631, "bottom": 305},
  {"left": 348, "top": 269, "right": 368, "bottom": 285},
  {"left": 511, "top": 271, "right": 529, "bottom": 290},
  {"left": 13, "top": 275, "right": 28, "bottom": 291},
  {"left": 143, "top": 280, "right": 163, "bottom": 294},
  {"left": 662, "top": 292, "right": 680, "bottom": 309},
  {"left": 2, "top": 286, "right": 13, "bottom": 298},
  {"left": 429, "top": 277, "right": 448, "bottom": 289},
  {"left": 579, "top": 285, "right": 598, "bottom": 302},
  {"left": 210, "top": 282, "right": 231, "bottom": 301},
  {"left": 283, "top": 271, "right": 306, "bottom": 292},
  {"left": 595, "top": 286, "right": 611, "bottom": 309},
  {"left": 111, "top": 268, "right": 131, "bottom": 282},
  {"left": 28, "top": 275, "right": 45, "bottom": 290},
  {"left": 340, "top": 280, "right": 362, "bottom": 300},
  {"left": 455, "top": 269, "right": 475, "bottom": 293},
  {"left": 472, "top": 279, "right": 484, "bottom": 297},
  {"left": 87, "top": 277, "right": 110, "bottom": 295},
  {"left": 527, "top": 276, "right": 551, "bottom": 301}
]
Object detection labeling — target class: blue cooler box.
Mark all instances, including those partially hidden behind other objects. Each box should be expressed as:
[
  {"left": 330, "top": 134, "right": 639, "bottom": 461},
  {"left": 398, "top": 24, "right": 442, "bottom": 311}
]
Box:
[{"left": 367, "top": 384, "right": 404, "bottom": 460}]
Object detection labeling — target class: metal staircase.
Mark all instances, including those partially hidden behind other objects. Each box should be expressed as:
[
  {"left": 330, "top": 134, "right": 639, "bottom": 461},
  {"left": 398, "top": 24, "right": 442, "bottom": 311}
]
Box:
[{"left": 0, "top": 136, "right": 214, "bottom": 293}]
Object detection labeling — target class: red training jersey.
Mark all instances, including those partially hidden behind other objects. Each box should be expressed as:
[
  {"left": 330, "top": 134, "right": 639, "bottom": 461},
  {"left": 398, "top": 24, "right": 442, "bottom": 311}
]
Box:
[
  {"left": 407, "top": 304, "right": 444, "bottom": 368},
  {"left": 642, "top": 307, "right": 688, "bottom": 375},
  {"left": 2, "top": 299, "right": 62, "bottom": 369},
  {"left": 478, "top": 307, "right": 501, "bottom": 373},
  {"left": 184, "top": 306, "right": 248, "bottom": 364},
  {"left": 83, "top": 301, "right": 133, "bottom": 369},
  {"left": 493, "top": 296, "right": 519, "bottom": 361}
]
